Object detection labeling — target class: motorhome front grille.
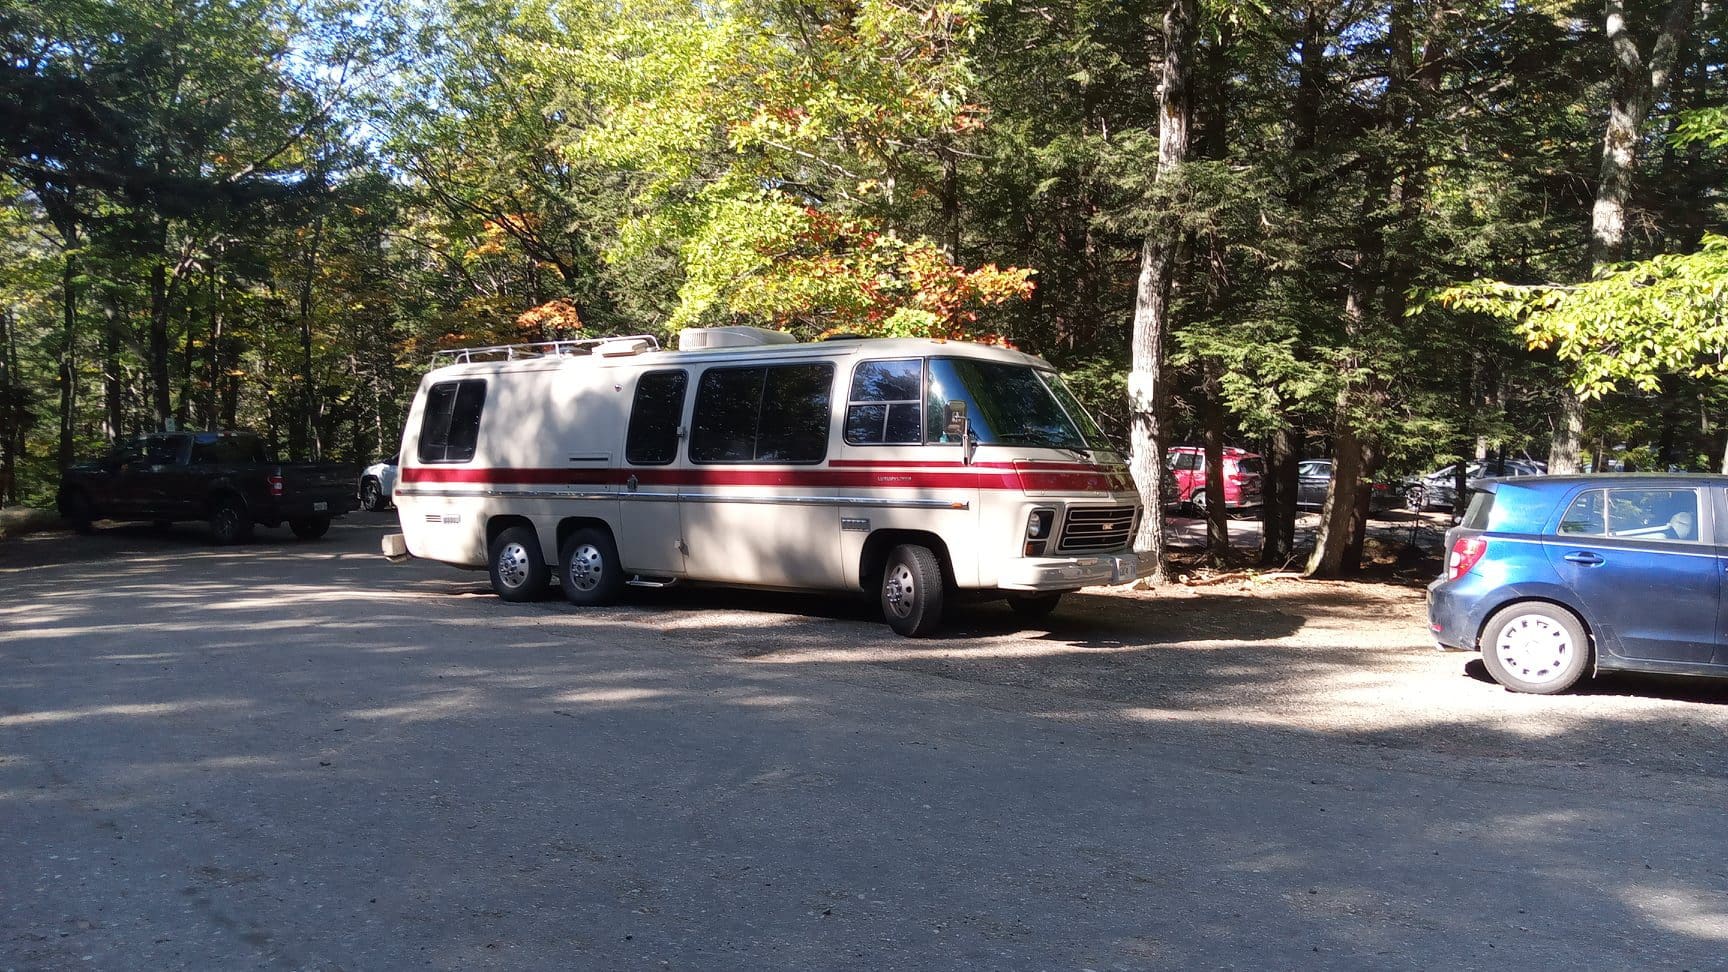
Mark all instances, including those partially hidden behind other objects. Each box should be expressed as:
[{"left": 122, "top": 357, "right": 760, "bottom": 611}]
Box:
[{"left": 1058, "top": 506, "right": 1136, "bottom": 552}]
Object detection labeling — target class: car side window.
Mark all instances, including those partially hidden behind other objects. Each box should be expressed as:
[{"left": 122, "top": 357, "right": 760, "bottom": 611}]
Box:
[
  {"left": 690, "top": 363, "right": 833, "bottom": 464},
  {"left": 626, "top": 370, "right": 688, "bottom": 465},
  {"left": 845, "top": 359, "right": 923, "bottom": 446},
  {"left": 1606, "top": 488, "right": 1700, "bottom": 543},
  {"left": 1557, "top": 490, "right": 1605, "bottom": 535}
]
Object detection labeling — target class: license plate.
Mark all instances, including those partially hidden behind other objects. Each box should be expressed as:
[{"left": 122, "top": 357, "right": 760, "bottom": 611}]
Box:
[{"left": 313, "top": 501, "right": 328, "bottom": 511}]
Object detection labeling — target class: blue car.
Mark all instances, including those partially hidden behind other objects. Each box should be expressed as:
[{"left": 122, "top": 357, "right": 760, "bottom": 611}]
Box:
[{"left": 1428, "top": 475, "right": 1728, "bottom": 694}]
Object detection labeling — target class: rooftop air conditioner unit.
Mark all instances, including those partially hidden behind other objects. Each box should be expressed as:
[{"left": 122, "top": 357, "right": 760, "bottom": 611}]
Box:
[{"left": 678, "top": 326, "right": 799, "bottom": 351}]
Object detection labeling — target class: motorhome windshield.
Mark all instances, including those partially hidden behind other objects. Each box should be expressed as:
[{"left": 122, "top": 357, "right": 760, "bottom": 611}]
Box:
[{"left": 927, "top": 358, "right": 1110, "bottom": 453}]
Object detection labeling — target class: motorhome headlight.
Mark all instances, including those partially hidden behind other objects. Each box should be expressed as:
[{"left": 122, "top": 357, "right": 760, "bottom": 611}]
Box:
[{"left": 1026, "top": 509, "right": 1055, "bottom": 539}]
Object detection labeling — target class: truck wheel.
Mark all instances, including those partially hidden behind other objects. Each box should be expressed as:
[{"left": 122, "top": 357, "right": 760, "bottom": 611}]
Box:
[
  {"left": 1480, "top": 602, "right": 1591, "bottom": 695},
  {"left": 209, "top": 497, "right": 253, "bottom": 545},
  {"left": 62, "top": 490, "right": 95, "bottom": 534},
  {"left": 559, "top": 528, "right": 624, "bottom": 607},
  {"left": 880, "top": 544, "right": 946, "bottom": 638},
  {"left": 290, "top": 516, "right": 331, "bottom": 540},
  {"left": 1008, "top": 593, "right": 1063, "bottom": 620},
  {"left": 488, "top": 525, "right": 550, "bottom": 602},
  {"left": 360, "top": 479, "right": 384, "bottom": 512}
]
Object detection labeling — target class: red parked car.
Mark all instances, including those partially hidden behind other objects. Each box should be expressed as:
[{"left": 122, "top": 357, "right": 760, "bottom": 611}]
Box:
[{"left": 1167, "top": 446, "right": 1265, "bottom": 513}]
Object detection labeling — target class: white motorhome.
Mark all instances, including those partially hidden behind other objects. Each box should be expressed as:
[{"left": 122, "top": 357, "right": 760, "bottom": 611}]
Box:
[{"left": 383, "top": 327, "right": 1150, "bottom": 636}]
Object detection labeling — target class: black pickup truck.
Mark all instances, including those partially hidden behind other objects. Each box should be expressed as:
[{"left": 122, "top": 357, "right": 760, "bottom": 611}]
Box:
[{"left": 57, "top": 431, "right": 360, "bottom": 544}]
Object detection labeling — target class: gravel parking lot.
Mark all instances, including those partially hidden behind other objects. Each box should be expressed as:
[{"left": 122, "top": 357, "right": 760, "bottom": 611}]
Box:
[{"left": 2, "top": 515, "right": 1725, "bottom": 970}]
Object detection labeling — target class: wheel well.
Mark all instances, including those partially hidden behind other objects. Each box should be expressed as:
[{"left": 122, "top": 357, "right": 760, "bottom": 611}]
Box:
[
  {"left": 555, "top": 516, "right": 614, "bottom": 557},
  {"left": 859, "top": 530, "right": 954, "bottom": 592},
  {"left": 486, "top": 514, "right": 537, "bottom": 548},
  {"left": 205, "top": 489, "right": 246, "bottom": 514},
  {"left": 1476, "top": 597, "right": 1595, "bottom": 660}
]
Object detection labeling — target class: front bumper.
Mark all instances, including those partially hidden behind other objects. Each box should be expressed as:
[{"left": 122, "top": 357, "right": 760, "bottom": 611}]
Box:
[{"left": 998, "top": 550, "right": 1153, "bottom": 591}]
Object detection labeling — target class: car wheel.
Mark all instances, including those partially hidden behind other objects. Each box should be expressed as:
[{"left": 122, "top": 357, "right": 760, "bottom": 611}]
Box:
[
  {"left": 559, "top": 527, "right": 625, "bottom": 607},
  {"left": 360, "top": 479, "right": 384, "bottom": 512},
  {"left": 1480, "top": 602, "right": 1591, "bottom": 695},
  {"left": 1008, "top": 593, "right": 1062, "bottom": 620},
  {"left": 488, "top": 525, "right": 549, "bottom": 601},
  {"left": 209, "top": 496, "right": 253, "bottom": 545},
  {"left": 881, "top": 543, "right": 946, "bottom": 637},
  {"left": 1187, "top": 489, "right": 1208, "bottom": 515},
  {"left": 289, "top": 516, "right": 331, "bottom": 540},
  {"left": 1406, "top": 485, "right": 1427, "bottom": 512}
]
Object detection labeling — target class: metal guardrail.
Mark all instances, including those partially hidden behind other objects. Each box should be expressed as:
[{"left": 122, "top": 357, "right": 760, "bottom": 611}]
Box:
[{"left": 429, "top": 335, "right": 661, "bottom": 367}]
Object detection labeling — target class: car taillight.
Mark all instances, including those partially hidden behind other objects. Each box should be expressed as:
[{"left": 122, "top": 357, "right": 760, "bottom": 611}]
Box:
[
  {"left": 268, "top": 474, "right": 284, "bottom": 498},
  {"left": 1371, "top": 482, "right": 1390, "bottom": 492},
  {"left": 1446, "top": 536, "right": 1487, "bottom": 581}
]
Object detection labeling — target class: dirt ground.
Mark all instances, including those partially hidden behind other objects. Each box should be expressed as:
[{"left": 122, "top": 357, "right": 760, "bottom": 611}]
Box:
[{"left": 645, "top": 568, "right": 1728, "bottom": 797}]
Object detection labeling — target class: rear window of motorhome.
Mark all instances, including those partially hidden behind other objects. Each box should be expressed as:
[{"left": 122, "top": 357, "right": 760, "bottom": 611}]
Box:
[
  {"left": 626, "top": 370, "right": 688, "bottom": 465},
  {"left": 690, "top": 363, "right": 834, "bottom": 464},
  {"left": 418, "top": 379, "right": 487, "bottom": 463}
]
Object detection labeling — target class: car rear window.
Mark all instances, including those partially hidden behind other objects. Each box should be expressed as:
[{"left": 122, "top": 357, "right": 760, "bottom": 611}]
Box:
[{"left": 1461, "top": 489, "right": 1494, "bottom": 529}]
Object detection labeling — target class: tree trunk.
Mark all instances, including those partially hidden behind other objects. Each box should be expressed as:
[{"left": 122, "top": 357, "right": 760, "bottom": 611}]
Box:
[
  {"left": 1126, "top": 0, "right": 1198, "bottom": 583},
  {"left": 1202, "top": 371, "right": 1228, "bottom": 566},
  {"left": 148, "top": 225, "right": 172, "bottom": 430},
  {"left": 297, "top": 215, "right": 325, "bottom": 460},
  {"left": 1554, "top": 0, "right": 1695, "bottom": 469},
  {"left": 102, "top": 298, "right": 123, "bottom": 441},
  {"left": 1260, "top": 425, "right": 1298, "bottom": 566},
  {"left": 57, "top": 250, "right": 78, "bottom": 470}
]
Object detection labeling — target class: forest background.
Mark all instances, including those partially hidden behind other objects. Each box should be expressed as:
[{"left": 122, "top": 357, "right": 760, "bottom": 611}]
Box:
[{"left": 1, "top": 0, "right": 1723, "bottom": 575}]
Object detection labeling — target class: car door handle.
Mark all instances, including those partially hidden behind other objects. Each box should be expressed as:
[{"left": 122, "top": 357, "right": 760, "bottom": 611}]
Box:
[{"left": 1563, "top": 552, "right": 1605, "bottom": 566}]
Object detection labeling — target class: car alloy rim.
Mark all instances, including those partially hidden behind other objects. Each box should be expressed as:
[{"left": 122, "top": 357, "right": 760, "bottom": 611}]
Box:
[
  {"left": 567, "top": 544, "right": 603, "bottom": 592},
  {"left": 1494, "top": 615, "right": 1573, "bottom": 684},
  {"left": 496, "top": 541, "right": 531, "bottom": 588},
  {"left": 884, "top": 563, "right": 915, "bottom": 618}
]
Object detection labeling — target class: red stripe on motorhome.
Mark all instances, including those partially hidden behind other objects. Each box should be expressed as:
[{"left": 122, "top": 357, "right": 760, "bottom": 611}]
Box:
[{"left": 399, "top": 465, "right": 1132, "bottom": 493}]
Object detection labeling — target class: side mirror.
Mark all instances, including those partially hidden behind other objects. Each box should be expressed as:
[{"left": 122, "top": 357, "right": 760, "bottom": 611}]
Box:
[{"left": 944, "top": 401, "right": 978, "bottom": 465}]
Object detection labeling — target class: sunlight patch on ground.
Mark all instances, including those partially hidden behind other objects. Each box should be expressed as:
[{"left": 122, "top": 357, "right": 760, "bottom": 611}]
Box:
[
  {"left": 0, "top": 699, "right": 250, "bottom": 728},
  {"left": 552, "top": 687, "right": 669, "bottom": 705},
  {"left": 343, "top": 688, "right": 480, "bottom": 722},
  {"left": 1622, "top": 885, "right": 1728, "bottom": 940}
]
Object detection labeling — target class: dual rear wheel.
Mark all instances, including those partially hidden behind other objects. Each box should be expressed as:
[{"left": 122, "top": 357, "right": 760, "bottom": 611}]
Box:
[{"left": 486, "top": 524, "right": 626, "bottom": 606}]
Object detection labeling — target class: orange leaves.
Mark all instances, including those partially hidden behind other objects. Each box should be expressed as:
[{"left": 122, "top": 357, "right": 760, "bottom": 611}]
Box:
[{"left": 515, "top": 298, "right": 584, "bottom": 338}]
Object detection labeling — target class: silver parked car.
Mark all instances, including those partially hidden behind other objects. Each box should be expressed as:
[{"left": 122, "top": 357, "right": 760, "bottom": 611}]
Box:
[
  {"left": 358, "top": 454, "right": 399, "bottom": 511},
  {"left": 1410, "top": 459, "right": 1545, "bottom": 511}
]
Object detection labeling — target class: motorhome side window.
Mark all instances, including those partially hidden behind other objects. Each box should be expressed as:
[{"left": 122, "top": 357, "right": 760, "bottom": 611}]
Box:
[
  {"left": 690, "top": 363, "right": 833, "bottom": 464},
  {"left": 845, "top": 359, "right": 923, "bottom": 445},
  {"left": 626, "top": 370, "right": 688, "bottom": 465},
  {"left": 417, "top": 379, "right": 487, "bottom": 463}
]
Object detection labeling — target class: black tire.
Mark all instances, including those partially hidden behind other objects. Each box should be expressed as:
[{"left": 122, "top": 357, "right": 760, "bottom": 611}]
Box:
[
  {"left": 559, "top": 527, "right": 625, "bottom": 607},
  {"left": 488, "top": 525, "right": 550, "bottom": 602},
  {"left": 1479, "top": 602, "right": 1591, "bottom": 695},
  {"left": 360, "top": 479, "right": 384, "bottom": 512},
  {"left": 1187, "top": 489, "right": 1208, "bottom": 515},
  {"left": 1406, "top": 485, "right": 1427, "bottom": 512},
  {"left": 289, "top": 516, "right": 331, "bottom": 540},
  {"left": 1008, "top": 593, "right": 1062, "bottom": 620},
  {"left": 880, "top": 543, "right": 946, "bottom": 637},
  {"left": 152, "top": 519, "right": 173, "bottom": 530},
  {"left": 62, "top": 490, "right": 95, "bottom": 534},
  {"left": 209, "top": 496, "right": 253, "bottom": 545}
]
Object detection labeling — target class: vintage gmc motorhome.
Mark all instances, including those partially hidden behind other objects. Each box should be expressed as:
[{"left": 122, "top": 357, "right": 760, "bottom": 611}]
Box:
[{"left": 383, "top": 326, "right": 1151, "bottom": 635}]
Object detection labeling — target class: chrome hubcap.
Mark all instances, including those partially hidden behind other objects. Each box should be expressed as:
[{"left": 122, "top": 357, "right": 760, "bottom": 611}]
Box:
[
  {"left": 566, "top": 544, "right": 604, "bottom": 592},
  {"left": 1495, "top": 615, "right": 1573, "bottom": 684},
  {"left": 884, "top": 563, "right": 916, "bottom": 618},
  {"left": 496, "top": 542, "right": 531, "bottom": 588}
]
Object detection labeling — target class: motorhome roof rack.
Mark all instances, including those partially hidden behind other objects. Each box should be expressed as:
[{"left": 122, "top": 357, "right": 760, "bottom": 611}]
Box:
[{"left": 431, "top": 334, "right": 661, "bottom": 367}]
